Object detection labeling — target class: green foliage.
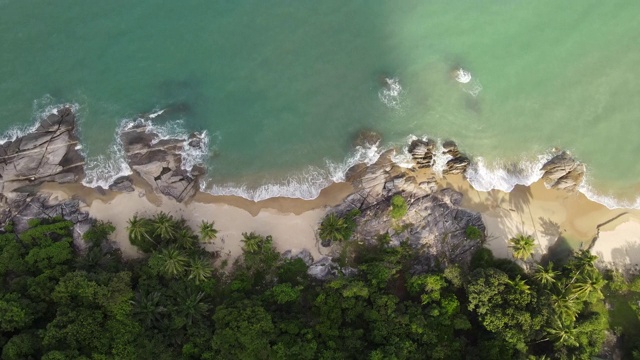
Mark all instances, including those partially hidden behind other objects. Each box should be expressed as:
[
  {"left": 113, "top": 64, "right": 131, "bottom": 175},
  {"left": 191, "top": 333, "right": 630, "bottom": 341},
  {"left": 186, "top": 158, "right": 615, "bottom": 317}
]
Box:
[
  {"left": 389, "top": 194, "right": 408, "bottom": 220},
  {"left": 0, "top": 213, "right": 617, "bottom": 360},
  {"left": 199, "top": 220, "right": 218, "bottom": 242},
  {"left": 318, "top": 209, "right": 359, "bottom": 245},
  {"left": 465, "top": 225, "right": 484, "bottom": 241},
  {"left": 509, "top": 234, "right": 536, "bottom": 261}
]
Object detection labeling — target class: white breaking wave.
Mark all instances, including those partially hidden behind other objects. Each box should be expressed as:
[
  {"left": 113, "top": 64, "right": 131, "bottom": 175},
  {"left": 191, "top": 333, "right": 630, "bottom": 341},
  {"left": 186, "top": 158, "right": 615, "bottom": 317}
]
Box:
[
  {"left": 378, "top": 77, "right": 403, "bottom": 109},
  {"left": 205, "top": 142, "right": 384, "bottom": 201},
  {"left": 0, "top": 96, "right": 77, "bottom": 145},
  {"left": 82, "top": 119, "right": 133, "bottom": 189},
  {"left": 465, "top": 153, "right": 554, "bottom": 192}
]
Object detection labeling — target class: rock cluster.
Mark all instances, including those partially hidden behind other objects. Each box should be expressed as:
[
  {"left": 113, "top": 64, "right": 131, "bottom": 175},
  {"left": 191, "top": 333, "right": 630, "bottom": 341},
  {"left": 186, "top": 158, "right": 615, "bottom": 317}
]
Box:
[
  {"left": 0, "top": 107, "right": 84, "bottom": 193},
  {"left": 337, "top": 150, "right": 433, "bottom": 214},
  {"left": 407, "top": 139, "right": 470, "bottom": 175},
  {"left": 119, "top": 121, "right": 205, "bottom": 202},
  {"left": 331, "top": 149, "right": 485, "bottom": 270},
  {"left": 352, "top": 129, "right": 382, "bottom": 148},
  {"left": 352, "top": 188, "right": 485, "bottom": 269},
  {"left": 0, "top": 193, "right": 92, "bottom": 251},
  {"left": 540, "top": 152, "right": 585, "bottom": 192}
]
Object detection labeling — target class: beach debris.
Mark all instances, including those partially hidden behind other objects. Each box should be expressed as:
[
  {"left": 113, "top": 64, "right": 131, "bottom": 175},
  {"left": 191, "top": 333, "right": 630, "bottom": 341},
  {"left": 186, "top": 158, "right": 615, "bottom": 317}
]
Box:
[
  {"left": 0, "top": 107, "right": 85, "bottom": 193},
  {"left": 540, "top": 151, "right": 585, "bottom": 192}
]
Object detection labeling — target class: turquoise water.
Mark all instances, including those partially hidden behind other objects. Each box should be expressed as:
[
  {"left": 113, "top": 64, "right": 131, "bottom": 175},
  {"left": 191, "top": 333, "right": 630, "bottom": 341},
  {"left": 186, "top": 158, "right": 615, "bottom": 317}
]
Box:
[{"left": 1, "top": 1, "right": 639, "bottom": 205}]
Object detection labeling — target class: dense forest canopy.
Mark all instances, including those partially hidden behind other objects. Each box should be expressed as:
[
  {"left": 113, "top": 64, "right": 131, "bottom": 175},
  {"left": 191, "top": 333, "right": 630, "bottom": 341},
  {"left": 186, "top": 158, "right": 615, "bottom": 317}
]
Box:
[{"left": 1, "top": 214, "right": 639, "bottom": 359}]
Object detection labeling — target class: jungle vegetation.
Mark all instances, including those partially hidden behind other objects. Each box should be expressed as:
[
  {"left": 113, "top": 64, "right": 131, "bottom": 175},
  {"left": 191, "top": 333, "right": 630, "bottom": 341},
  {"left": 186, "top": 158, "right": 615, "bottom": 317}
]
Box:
[{"left": 1, "top": 215, "right": 639, "bottom": 359}]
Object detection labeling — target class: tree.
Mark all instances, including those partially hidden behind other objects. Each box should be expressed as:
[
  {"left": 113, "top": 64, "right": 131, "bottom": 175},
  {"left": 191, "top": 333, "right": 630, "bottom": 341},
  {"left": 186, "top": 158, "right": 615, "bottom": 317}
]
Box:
[
  {"left": 187, "top": 256, "right": 213, "bottom": 285},
  {"left": 158, "top": 246, "right": 188, "bottom": 278},
  {"left": 241, "top": 232, "right": 262, "bottom": 253},
  {"left": 318, "top": 213, "right": 348, "bottom": 244},
  {"left": 509, "top": 234, "right": 536, "bottom": 261},
  {"left": 389, "top": 195, "right": 408, "bottom": 220},
  {"left": 152, "top": 212, "right": 178, "bottom": 242},
  {"left": 545, "top": 318, "right": 579, "bottom": 347},
  {"left": 127, "top": 215, "right": 155, "bottom": 252},
  {"left": 533, "top": 262, "right": 559, "bottom": 288},
  {"left": 199, "top": 221, "right": 218, "bottom": 243}
]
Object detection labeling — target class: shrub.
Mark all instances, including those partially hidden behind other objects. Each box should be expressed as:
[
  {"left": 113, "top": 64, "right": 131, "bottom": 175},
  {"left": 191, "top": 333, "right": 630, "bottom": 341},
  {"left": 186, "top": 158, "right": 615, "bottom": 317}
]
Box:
[
  {"left": 390, "top": 195, "right": 408, "bottom": 220},
  {"left": 465, "top": 225, "right": 484, "bottom": 241}
]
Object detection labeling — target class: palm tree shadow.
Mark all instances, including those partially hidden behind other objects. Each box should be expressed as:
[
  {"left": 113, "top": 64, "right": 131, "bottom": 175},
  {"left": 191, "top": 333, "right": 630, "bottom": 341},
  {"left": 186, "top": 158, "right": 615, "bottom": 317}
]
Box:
[
  {"left": 539, "top": 217, "right": 561, "bottom": 239},
  {"left": 508, "top": 184, "right": 532, "bottom": 216},
  {"left": 609, "top": 241, "right": 640, "bottom": 273},
  {"left": 539, "top": 236, "right": 573, "bottom": 267}
]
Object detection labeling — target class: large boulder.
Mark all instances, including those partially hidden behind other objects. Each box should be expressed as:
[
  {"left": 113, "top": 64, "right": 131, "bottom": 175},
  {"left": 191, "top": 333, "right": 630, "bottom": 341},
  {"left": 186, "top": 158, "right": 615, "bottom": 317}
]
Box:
[
  {"left": 441, "top": 140, "right": 471, "bottom": 175},
  {"left": 352, "top": 188, "right": 485, "bottom": 269},
  {"left": 408, "top": 139, "right": 436, "bottom": 169},
  {"left": 541, "top": 152, "right": 585, "bottom": 192},
  {"left": 119, "top": 121, "right": 205, "bottom": 202},
  {"left": 0, "top": 107, "right": 84, "bottom": 193}
]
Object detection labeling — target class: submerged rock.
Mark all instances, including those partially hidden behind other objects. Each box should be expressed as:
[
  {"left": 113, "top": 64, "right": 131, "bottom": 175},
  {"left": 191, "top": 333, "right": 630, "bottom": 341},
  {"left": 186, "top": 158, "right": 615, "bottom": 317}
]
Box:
[
  {"left": 0, "top": 107, "right": 84, "bottom": 193},
  {"left": 353, "top": 129, "right": 382, "bottom": 148},
  {"left": 541, "top": 152, "right": 585, "bottom": 192},
  {"left": 119, "top": 120, "right": 204, "bottom": 202}
]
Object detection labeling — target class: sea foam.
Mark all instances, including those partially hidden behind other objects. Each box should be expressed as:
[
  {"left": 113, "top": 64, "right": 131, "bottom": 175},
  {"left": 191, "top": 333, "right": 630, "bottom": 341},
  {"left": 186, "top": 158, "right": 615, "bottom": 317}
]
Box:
[{"left": 378, "top": 77, "right": 403, "bottom": 109}]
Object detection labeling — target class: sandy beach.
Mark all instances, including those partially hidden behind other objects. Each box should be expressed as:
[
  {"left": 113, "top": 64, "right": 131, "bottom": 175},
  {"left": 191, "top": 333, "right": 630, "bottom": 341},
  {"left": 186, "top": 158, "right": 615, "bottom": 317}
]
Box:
[{"left": 38, "top": 171, "right": 640, "bottom": 272}]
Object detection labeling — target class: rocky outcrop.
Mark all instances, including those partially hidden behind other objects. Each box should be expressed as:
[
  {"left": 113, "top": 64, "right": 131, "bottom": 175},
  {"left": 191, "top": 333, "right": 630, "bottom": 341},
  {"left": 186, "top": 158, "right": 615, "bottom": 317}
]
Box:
[
  {"left": 541, "top": 152, "right": 585, "bottom": 192},
  {"left": 408, "top": 139, "right": 470, "bottom": 175},
  {"left": 0, "top": 107, "right": 84, "bottom": 193},
  {"left": 0, "top": 193, "right": 92, "bottom": 252},
  {"left": 337, "top": 150, "right": 433, "bottom": 214},
  {"left": 282, "top": 249, "right": 314, "bottom": 266},
  {"left": 108, "top": 176, "right": 135, "bottom": 193},
  {"left": 351, "top": 188, "right": 485, "bottom": 269},
  {"left": 408, "top": 139, "right": 436, "bottom": 169},
  {"left": 119, "top": 121, "right": 205, "bottom": 202},
  {"left": 441, "top": 140, "right": 470, "bottom": 175},
  {"left": 306, "top": 256, "right": 358, "bottom": 281}
]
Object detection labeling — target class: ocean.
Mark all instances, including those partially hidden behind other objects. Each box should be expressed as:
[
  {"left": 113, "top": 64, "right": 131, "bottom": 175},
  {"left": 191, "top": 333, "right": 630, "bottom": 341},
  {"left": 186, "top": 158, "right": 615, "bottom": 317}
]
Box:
[{"left": 1, "top": 1, "right": 639, "bottom": 207}]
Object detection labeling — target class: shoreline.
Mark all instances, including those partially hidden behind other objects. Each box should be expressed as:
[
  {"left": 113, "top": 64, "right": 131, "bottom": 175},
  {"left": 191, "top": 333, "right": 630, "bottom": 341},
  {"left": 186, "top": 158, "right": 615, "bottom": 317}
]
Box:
[{"left": 37, "top": 171, "right": 640, "bottom": 272}]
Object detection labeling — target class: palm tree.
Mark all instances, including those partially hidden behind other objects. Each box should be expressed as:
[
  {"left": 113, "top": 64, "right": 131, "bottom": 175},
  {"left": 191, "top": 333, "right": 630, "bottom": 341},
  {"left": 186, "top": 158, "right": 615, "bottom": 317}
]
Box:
[
  {"left": 152, "top": 212, "right": 178, "bottom": 241},
  {"left": 127, "top": 215, "right": 150, "bottom": 243},
  {"left": 188, "top": 256, "right": 213, "bottom": 284},
  {"left": 132, "top": 291, "right": 167, "bottom": 329},
  {"left": 550, "top": 294, "right": 580, "bottom": 322},
  {"left": 545, "top": 318, "right": 579, "bottom": 347},
  {"left": 509, "top": 234, "right": 536, "bottom": 261},
  {"left": 318, "top": 213, "right": 348, "bottom": 245},
  {"left": 176, "top": 228, "right": 198, "bottom": 250},
  {"left": 533, "top": 262, "right": 560, "bottom": 288},
  {"left": 509, "top": 275, "right": 531, "bottom": 294},
  {"left": 158, "top": 246, "right": 188, "bottom": 277},
  {"left": 241, "top": 232, "right": 262, "bottom": 253},
  {"left": 177, "top": 290, "right": 210, "bottom": 327},
  {"left": 569, "top": 270, "right": 605, "bottom": 302},
  {"left": 199, "top": 220, "right": 218, "bottom": 243}
]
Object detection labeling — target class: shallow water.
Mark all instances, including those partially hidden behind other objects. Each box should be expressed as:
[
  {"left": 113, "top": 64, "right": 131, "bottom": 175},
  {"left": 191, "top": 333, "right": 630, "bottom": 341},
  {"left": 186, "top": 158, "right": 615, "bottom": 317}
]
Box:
[{"left": 1, "top": 1, "right": 639, "bottom": 205}]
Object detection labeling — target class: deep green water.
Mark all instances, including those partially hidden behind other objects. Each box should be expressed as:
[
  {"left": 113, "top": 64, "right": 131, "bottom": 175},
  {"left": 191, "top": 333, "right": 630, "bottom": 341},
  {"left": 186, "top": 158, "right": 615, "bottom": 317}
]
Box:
[{"left": 1, "top": 1, "right": 639, "bottom": 205}]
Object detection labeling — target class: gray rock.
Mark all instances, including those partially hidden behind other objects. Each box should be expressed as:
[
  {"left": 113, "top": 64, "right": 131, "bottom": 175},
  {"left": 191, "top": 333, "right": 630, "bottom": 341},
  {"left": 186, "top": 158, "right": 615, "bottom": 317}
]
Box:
[
  {"left": 0, "top": 107, "right": 84, "bottom": 193},
  {"left": 282, "top": 249, "right": 314, "bottom": 266},
  {"left": 441, "top": 140, "right": 471, "bottom": 175},
  {"left": 351, "top": 188, "right": 484, "bottom": 269},
  {"left": 119, "top": 121, "right": 205, "bottom": 202},
  {"left": 307, "top": 257, "right": 337, "bottom": 280},
  {"left": 108, "top": 176, "right": 135, "bottom": 192},
  {"left": 541, "top": 152, "right": 585, "bottom": 192},
  {"left": 408, "top": 139, "right": 436, "bottom": 168}
]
